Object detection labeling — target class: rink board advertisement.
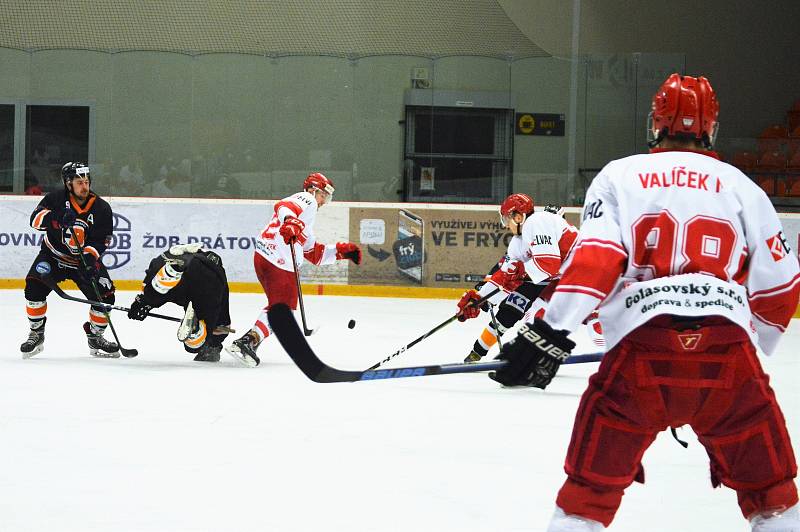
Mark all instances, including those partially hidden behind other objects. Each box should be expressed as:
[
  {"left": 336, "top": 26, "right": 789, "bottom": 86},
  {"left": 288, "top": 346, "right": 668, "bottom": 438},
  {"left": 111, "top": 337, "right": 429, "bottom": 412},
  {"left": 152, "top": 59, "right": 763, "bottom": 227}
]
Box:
[
  {"left": 2, "top": 196, "right": 800, "bottom": 298},
  {"left": 0, "top": 196, "right": 348, "bottom": 285},
  {"left": 348, "top": 206, "right": 514, "bottom": 288}
]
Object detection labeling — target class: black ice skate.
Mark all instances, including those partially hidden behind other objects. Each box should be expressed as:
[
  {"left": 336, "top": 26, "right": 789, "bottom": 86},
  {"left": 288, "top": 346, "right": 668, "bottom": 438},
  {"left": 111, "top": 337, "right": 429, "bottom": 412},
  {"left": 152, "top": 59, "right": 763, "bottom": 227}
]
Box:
[
  {"left": 20, "top": 318, "right": 46, "bottom": 359},
  {"left": 83, "top": 321, "right": 120, "bottom": 358},
  {"left": 193, "top": 343, "right": 221, "bottom": 363},
  {"left": 463, "top": 350, "right": 484, "bottom": 363},
  {"left": 225, "top": 330, "right": 261, "bottom": 368}
]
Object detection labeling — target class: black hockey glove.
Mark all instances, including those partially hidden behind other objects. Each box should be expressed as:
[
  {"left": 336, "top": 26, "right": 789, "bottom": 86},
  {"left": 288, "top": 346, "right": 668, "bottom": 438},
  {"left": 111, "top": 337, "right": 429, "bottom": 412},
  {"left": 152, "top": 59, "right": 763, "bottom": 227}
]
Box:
[
  {"left": 79, "top": 253, "right": 100, "bottom": 282},
  {"left": 489, "top": 318, "right": 575, "bottom": 389},
  {"left": 60, "top": 208, "right": 77, "bottom": 228},
  {"left": 127, "top": 294, "right": 153, "bottom": 321}
]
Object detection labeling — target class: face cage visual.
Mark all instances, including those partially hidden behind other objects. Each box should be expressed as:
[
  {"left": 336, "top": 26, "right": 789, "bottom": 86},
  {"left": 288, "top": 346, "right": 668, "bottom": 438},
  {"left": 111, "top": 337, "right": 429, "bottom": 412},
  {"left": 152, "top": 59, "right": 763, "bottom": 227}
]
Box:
[{"left": 315, "top": 187, "right": 333, "bottom": 204}]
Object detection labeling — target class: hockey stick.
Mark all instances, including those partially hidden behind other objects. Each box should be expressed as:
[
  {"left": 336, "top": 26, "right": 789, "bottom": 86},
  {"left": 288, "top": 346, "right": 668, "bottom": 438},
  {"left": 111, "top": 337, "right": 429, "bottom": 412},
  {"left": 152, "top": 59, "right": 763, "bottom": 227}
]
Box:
[
  {"left": 267, "top": 303, "right": 602, "bottom": 383},
  {"left": 288, "top": 239, "right": 316, "bottom": 336},
  {"left": 69, "top": 228, "right": 138, "bottom": 358},
  {"left": 489, "top": 305, "right": 503, "bottom": 350},
  {"left": 365, "top": 287, "right": 501, "bottom": 371},
  {"left": 43, "top": 277, "right": 179, "bottom": 322},
  {"left": 43, "top": 277, "right": 236, "bottom": 334}
]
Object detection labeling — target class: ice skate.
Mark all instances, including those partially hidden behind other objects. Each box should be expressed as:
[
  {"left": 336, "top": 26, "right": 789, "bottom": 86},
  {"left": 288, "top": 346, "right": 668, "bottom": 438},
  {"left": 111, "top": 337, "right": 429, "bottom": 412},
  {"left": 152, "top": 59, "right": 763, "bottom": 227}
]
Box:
[
  {"left": 20, "top": 318, "right": 46, "bottom": 359},
  {"left": 193, "top": 343, "right": 221, "bottom": 363},
  {"left": 225, "top": 330, "right": 261, "bottom": 367},
  {"left": 463, "top": 350, "right": 483, "bottom": 363},
  {"left": 177, "top": 302, "right": 198, "bottom": 342},
  {"left": 83, "top": 321, "right": 120, "bottom": 358}
]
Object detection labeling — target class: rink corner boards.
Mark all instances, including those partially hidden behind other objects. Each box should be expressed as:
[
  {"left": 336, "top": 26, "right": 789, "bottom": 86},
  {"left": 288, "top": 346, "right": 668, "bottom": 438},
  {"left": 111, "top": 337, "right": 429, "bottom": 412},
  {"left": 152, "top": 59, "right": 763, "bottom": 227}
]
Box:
[{"left": 0, "top": 278, "right": 468, "bottom": 300}]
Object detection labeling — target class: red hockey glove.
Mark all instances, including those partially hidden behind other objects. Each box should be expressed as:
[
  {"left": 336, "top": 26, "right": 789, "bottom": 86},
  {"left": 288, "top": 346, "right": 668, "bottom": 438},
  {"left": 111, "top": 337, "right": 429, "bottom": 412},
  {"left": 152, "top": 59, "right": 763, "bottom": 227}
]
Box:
[
  {"left": 489, "top": 260, "right": 527, "bottom": 292},
  {"left": 335, "top": 242, "right": 362, "bottom": 265},
  {"left": 457, "top": 289, "right": 484, "bottom": 322},
  {"left": 279, "top": 216, "right": 305, "bottom": 244},
  {"left": 489, "top": 318, "right": 575, "bottom": 389}
]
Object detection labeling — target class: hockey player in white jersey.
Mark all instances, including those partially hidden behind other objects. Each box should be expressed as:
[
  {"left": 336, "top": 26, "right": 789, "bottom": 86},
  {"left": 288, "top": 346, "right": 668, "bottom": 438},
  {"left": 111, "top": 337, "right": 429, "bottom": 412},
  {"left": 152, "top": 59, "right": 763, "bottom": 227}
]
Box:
[
  {"left": 226, "top": 173, "right": 361, "bottom": 366},
  {"left": 491, "top": 74, "right": 800, "bottom": 531},
  {"left": 457, "top": 195, "right": 604, "bottom": 357}
]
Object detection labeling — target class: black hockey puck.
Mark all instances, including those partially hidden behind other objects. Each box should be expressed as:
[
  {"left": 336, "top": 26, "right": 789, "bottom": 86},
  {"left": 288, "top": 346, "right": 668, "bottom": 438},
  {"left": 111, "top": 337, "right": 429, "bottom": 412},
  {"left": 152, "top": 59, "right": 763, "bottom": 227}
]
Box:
[{"left": 347, "top": 319, "right": 356, "bottom": 329}]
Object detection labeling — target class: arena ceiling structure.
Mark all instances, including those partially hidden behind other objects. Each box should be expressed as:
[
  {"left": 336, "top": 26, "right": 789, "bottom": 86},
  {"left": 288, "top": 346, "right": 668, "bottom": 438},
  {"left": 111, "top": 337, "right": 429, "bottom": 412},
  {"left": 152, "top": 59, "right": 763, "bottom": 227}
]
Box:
[{"left": 0, "top": 0, "right": 550, "bottom": 60}]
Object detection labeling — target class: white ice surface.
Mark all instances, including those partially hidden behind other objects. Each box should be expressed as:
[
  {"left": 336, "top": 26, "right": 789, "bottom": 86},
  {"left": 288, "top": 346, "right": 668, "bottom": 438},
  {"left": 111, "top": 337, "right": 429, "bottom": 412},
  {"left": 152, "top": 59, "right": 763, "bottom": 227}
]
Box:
[{"left": 0, "top": 290, "right": 798, "bottom": 532}]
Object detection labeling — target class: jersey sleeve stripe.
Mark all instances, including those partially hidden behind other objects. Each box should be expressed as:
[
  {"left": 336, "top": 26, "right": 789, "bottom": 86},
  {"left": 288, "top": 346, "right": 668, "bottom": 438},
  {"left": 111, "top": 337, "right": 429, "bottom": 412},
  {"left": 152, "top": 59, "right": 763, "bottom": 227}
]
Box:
[
  {"left": 273, "top": 200, "right": 303, "bottom": 218},
  {"left": 749, "top": 272, "right": 800, "bottom": 299},
  {"left": 32, "top": 209, "right": 50, "bottom": 230},
  {"left": 554, "top": 285, "right": 607, "bottom": 299},
  {"left": 752, "top": 312, "right": 787, "bottom": 333},
  {"left": 573, "top": 238, "right": 628, "bottom": 256}
]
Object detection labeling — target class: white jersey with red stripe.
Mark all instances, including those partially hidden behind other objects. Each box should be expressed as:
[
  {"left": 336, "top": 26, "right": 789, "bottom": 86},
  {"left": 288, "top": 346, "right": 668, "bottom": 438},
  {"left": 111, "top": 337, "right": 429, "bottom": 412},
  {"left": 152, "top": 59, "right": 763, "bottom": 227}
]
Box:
[
  {"left": 477, "top": 211, "right": 577, "bottom": 303},
  {"left": 543, "top": 149, "right": 800, "bottom": 355},
  {"left": 254, "top": 191, "right": 337, "bottom": 272}
]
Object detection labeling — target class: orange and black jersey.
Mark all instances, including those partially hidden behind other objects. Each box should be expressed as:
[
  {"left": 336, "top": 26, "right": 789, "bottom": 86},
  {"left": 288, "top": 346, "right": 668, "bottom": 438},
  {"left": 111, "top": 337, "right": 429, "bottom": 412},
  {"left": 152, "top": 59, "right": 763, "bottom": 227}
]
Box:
[{"left": 29, "top": 189, "right": 113, "bottom": 267}]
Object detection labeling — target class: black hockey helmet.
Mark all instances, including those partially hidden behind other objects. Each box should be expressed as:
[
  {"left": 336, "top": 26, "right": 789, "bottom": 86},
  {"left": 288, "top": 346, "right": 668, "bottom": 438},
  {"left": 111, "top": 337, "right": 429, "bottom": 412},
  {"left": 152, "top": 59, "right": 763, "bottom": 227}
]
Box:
[{"left": 61, "top": 162, "right": 91, "bottom": 188}]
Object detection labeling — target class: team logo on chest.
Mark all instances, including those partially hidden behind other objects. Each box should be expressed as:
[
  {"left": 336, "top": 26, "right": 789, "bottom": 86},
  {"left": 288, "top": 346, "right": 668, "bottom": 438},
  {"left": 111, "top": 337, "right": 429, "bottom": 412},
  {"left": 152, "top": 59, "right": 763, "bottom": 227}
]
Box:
[{"left": 62, "top": 219, "right": 89, "bottom": 253}]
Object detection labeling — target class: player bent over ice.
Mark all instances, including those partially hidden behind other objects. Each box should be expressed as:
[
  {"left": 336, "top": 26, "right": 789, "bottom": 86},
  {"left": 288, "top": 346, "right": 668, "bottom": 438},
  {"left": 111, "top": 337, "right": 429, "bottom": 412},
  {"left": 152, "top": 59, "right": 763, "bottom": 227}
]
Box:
[
  {"left": 456, "top": 195, "right": 604, "bottom": 360},
  {"left": 127, "top": 244, "right": 232, "bottom": 362},
  {"left": 226, "top": 173, "right": 362, "bottom": 367},
  {"left": 492, "top": 74, "right": 800, "bottom": 531},
  {"left": 21, "top": 162, "right": 120, "bottom": 359}
]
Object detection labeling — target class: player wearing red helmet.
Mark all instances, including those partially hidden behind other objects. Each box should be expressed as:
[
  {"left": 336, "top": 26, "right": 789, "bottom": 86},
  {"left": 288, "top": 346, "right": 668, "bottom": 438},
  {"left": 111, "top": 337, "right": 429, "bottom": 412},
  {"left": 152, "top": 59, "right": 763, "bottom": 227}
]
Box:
[
  {"left": 456, "top": 193, "right": 587, "bottom": 362},
  {"left": 226, "top": 172, "right": 362, "bottom": 367},
  {"left": 494, "top": 74, "right": 800, "bottom": 531}
]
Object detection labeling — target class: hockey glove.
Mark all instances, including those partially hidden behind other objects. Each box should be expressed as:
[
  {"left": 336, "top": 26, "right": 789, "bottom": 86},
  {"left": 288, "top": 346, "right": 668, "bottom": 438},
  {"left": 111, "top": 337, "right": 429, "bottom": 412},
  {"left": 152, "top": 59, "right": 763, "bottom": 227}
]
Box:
[
  {"left": 60, "top": 208, "right": 77, "bottom": 229},
  {"left": 456, "top": 289, "right": 485, "bottom": 322},
  {"left": 79, "top": 253, "right": 101, "bottom": 282},
  {"left": 335, "top": 242, "right": 362, "bottom": 265},
  {"left": 127, "top": 294, "right": 153, "bottom": 321},
  {"left": 279, "top": 216, "right": 305, "bottom": 244},
  {"left": 489, "top": 318, "right": 575, "bottom": 388}
]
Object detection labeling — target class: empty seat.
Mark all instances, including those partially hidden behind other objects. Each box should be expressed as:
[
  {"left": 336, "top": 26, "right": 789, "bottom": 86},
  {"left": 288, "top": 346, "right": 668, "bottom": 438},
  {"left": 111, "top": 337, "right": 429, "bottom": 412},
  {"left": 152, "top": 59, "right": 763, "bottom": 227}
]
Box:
[
  {"left": 757, "top": 176, "right": 776, "bottom": 195},
  {"left": 731, "top": 151, "right": 758, "bottom": 172},
  {"left": 757, "top": 124, "right": 789, "bottom": 153}
]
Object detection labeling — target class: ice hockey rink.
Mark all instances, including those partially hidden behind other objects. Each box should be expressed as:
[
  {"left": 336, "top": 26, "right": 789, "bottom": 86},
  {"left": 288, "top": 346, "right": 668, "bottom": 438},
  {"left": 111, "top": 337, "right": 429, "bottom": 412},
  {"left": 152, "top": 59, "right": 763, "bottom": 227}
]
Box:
[{"left": 1, "top": 290, "right": 798, "bottom": 532}]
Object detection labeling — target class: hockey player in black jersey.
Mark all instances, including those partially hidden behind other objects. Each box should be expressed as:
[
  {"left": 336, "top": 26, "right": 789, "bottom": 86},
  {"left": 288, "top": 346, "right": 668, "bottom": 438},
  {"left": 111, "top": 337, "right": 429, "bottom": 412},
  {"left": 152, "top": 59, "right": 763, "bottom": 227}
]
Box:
[
  {"left": 127, "top": 244, "right": 232, "bottom": 363},
  {"left": 21, "top": 162, "right": 120, "bottom": 358}
]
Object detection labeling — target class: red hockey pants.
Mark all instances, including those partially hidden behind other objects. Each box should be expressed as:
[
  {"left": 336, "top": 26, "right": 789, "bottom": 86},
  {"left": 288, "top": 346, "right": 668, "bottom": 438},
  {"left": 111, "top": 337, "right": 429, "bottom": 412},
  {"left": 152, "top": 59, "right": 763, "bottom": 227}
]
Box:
[
  {"left": 254, "top": 252, "right": 298, "bottom": 310},
  {"left": 555, "top": 317, "right": 798, "bottom": 527}
]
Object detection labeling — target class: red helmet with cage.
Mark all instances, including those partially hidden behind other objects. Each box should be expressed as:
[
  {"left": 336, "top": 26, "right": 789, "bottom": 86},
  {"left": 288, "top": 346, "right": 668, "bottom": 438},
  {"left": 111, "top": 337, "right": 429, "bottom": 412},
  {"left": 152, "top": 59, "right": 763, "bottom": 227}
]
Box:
[
  {"left": 303, "top": 172, "right": 335, "bottom": 202},
  {"left": 499, "top": 193, "right": 534, "bottom": 229},
  {"left": 647, "top": 73, "right": 719, "bottom": 149}
]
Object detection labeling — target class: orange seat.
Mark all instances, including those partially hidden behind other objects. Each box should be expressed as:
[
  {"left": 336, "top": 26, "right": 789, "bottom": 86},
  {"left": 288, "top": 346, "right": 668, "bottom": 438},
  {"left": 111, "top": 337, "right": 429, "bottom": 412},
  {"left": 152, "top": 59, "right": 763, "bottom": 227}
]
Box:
[
  {"left": 788, "top": 151, "right": 800, "bottom": 170},
  {"left": 789, "top": 179, "right": 800, "bottom": 197},
  {"left": 732, "top": 151, "right": 758, "bottom": 172},
  {"left": 757, "top": 150, "right": 788, "bottom": 171},
  {"left": 757, "top": 124, "right": 789, "bottom": 153},
  {"left": 788, "top": 126, "right": 800, "bottom": 157},
  {"left": 757, "top": 176, "right": 776, "bottom": 195}
]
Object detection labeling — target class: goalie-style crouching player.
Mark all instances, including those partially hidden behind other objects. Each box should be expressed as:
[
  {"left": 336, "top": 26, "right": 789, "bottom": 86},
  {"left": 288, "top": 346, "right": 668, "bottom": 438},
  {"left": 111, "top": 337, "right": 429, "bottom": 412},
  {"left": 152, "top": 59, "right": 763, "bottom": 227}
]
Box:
[{"left": 127, "top": 244, "right": 232, "bottom": 362}]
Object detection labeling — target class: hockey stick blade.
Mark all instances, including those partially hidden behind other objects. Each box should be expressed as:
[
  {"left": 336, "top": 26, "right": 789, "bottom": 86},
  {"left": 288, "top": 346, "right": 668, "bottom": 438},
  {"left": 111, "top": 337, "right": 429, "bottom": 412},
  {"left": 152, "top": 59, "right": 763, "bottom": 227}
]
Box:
[{"left": 267, "top": 303, "right": 602, "bottom": 383}]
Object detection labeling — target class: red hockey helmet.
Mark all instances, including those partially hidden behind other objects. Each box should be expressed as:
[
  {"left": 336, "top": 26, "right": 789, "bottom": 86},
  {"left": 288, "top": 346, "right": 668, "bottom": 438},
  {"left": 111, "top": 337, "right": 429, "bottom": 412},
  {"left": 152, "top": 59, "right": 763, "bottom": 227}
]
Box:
[
  {"left": 303, "top": 172, "right": 335, "bottom": 203},
  {"left": 647, "top": 73, "right": 719, "bottom": 149},
  {"left": 499, "top": 193, "right": 534, "bottom": 228}
]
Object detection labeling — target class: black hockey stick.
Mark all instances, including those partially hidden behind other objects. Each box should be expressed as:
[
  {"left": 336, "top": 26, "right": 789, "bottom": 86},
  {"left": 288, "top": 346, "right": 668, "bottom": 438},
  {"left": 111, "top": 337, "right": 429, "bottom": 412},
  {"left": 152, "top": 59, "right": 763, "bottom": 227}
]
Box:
[
  {"left": 489, "top": 305, "right": 503, "bottom": 350},
  {"left": 69, "top": 228, "right": 138, "bottom": 357},
  {"left": 43, "top": 277, "right": 179, "bottom": 322},
  {"left": 267, "top": 303, "right": 602, "bottom": 383},
  {"left": 366, "top": 287, "right": 501, "bottom": 370},
  {"left": 288, "top": 239, "right": 316, "bottom": 336},
  {"left": 43, "top": 276, "right": 236, "bottom": 334}
]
